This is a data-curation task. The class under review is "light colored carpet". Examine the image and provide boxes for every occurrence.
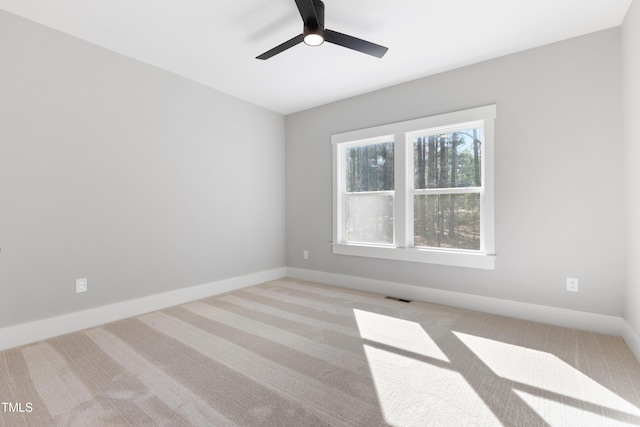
[1,278,640,426]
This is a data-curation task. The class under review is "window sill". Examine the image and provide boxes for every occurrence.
[331,243,495,270]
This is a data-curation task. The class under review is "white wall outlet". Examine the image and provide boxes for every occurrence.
[303,250,309,260]
[566,277,579,292]
[76,278,87,293]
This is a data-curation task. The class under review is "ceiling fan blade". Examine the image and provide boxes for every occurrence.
[324,29,388,58]
[256,34,304,60]
[295,0,319,28]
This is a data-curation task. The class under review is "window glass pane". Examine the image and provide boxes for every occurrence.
[414,193,480,250]
[413,128,482,189]
[345,142,394,192]
[346,194,393,244]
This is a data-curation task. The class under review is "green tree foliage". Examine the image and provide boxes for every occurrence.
[413,129,482,250]
[345,142,394,192]
[341,132,482,249]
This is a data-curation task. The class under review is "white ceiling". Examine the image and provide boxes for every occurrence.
[0,0,633,114]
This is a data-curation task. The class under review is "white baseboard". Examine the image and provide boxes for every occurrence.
[286,267,625,337]
[0,267,286,351]
[5,266,635,363]
[623,321,640,363]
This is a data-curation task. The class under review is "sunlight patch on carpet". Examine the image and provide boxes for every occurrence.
[355,309,499,426]
[514,390,640,427]
[454,331,640,421]
[353,309,449,361]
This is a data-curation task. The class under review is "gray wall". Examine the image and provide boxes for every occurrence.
[623,1,640,335]
[0,11,286,328]
[286,29,625,316]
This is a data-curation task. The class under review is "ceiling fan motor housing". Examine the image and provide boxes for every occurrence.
[304,0,325,40]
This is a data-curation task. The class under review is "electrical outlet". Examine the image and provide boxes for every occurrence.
[566,277,579,292]
[76,278,87,293]
[303,250,309,260]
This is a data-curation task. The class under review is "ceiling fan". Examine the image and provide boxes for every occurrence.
[256,0,388,60]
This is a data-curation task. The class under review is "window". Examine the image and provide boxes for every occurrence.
[332,105,496,269]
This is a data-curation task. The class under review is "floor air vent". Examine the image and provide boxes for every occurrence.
[384,296,412,303]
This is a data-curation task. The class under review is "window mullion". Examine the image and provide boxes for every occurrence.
[394,132,409,248]
[406,132,416,249]
[332,142,344,243]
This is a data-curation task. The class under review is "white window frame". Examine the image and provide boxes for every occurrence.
[331,105,496,270]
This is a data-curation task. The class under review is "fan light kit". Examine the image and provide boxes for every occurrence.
[303,29,324,46]
[257,0,388,60]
